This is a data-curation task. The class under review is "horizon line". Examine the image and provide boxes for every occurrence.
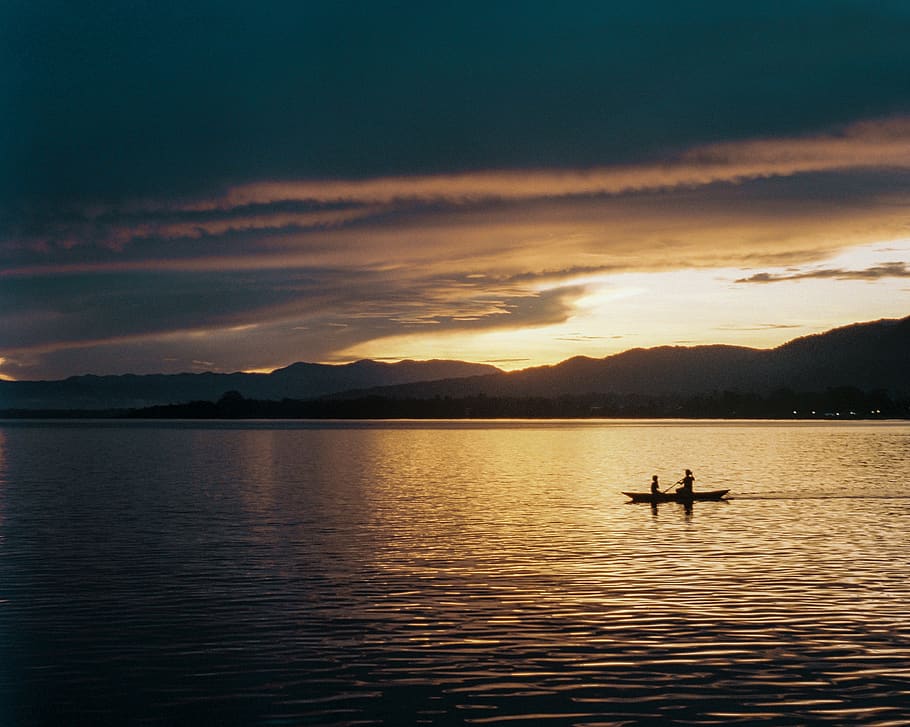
[3,314,905,383]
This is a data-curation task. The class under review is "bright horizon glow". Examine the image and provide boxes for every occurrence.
[2,237,907,381]
[334,239,910,371]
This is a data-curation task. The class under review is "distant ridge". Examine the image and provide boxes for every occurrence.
[1,316,908,412]
[0,359,501,410]
[332,316,910,400]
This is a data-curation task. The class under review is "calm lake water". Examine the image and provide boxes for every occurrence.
[1,419,909,726]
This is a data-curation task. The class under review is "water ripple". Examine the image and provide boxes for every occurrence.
[1,420,909,725]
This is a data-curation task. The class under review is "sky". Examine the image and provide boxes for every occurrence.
[3,1,910,381]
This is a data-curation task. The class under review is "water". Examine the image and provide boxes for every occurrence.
[1,419,909,725]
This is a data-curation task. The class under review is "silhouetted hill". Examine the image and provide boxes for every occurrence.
[761,316,910,392]
[335,317,910,400]
[2,317,908,413]
[0,359,500,410]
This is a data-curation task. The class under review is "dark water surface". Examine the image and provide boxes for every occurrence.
[1,419,909,725]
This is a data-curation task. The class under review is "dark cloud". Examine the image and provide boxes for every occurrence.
[736,262,910,284]
[555,334,624,342]
[6,161,910,276]
[713,323,804,331]
[4,2,910,378]
[0,269,320,349]
[3,158,909,378]
[0,260,583,377]
[5,1,910,205]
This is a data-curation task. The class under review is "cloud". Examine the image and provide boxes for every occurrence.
[555,334,624,342]
[7,2,910,206]
[736,262,910,284]
[4,117,910,379]
[713,323,804,331]
[6,2,910,381]
[210,117,910,208]
[6,116,910,272]
[33,116,910,220]
[0,259,582,358]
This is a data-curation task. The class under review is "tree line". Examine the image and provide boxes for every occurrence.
[3,386,906,419]
[116,386,908,419]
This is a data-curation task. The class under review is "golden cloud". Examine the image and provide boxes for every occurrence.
[190,116,910,209]
[8,116,910,284]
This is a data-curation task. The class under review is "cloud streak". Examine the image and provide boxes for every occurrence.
[6,116,910,265]
[214,117,910,207]
[737,262,910,284]
[7,117,910,284]
[3,118,910,379]
[39,116,910,222]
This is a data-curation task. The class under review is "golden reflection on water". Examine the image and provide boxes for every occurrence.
[1,420,909,725]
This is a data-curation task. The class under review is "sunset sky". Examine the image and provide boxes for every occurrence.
[3,1,910,380]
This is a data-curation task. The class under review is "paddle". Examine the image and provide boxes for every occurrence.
[661,479,683,494]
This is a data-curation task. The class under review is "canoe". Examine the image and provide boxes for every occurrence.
[622,489,730,503]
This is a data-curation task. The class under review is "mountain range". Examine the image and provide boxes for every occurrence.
[0,359,499,411]
[1,316,908,412]
[340,315,910,401]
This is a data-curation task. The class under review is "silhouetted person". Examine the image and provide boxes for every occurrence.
[677,468,695,496]
[650,475,660,496]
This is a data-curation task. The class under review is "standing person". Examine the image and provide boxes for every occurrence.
[650,475,660,496]
[677,469,695,495]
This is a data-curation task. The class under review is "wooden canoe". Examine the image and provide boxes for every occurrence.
[622,489,730,503]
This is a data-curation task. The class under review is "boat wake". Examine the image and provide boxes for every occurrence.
[729,493,910,500]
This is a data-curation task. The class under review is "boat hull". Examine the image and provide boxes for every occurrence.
[622,489,730,503]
